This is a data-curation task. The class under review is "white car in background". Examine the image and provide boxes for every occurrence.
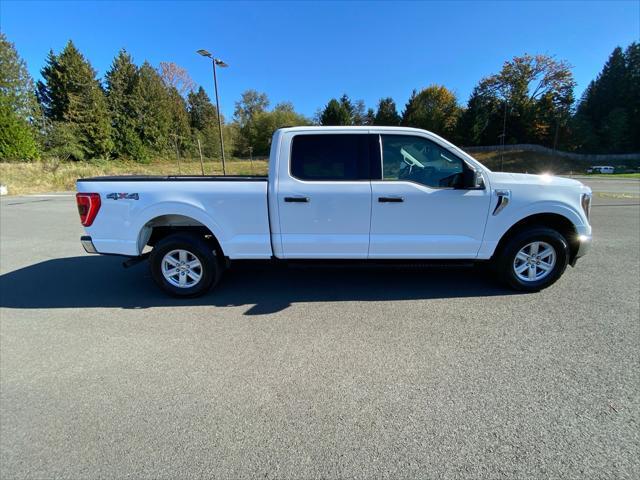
[587,166,615,174]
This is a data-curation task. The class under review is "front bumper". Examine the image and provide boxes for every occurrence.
[80,235,98,254]
[575,234,592,258]
[570,234,591,266]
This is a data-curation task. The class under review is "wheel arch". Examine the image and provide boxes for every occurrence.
[134,204,226,257]
[493,212,580,262]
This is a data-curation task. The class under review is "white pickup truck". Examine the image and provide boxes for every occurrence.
[76,126,592,296]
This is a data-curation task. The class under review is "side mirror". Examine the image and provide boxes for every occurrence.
[456,166,484,189]
[471,169,484,189]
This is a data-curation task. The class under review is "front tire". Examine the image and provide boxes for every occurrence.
[149,233,220,297]
[495,227,569,292]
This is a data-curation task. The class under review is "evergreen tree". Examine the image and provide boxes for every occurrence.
[105,50,145,160]
[601,108,630,152]
[575,44,638,152]
[625,42,640,151]
[317,94,366,125]
[77,84,114,157]
[457,86,501,145]
[166,86,192,155]
[0,33,40,160]
[188,87,218,130]
[578,47,627,123]
[0,100,40,160]
[188,86,222,158]
[373,97,401,126]
[339,95,368,125]
[364,108,375,126]
[401,90,419,126]
[569,110,599,152]
[41,121,85,161]
[36,50,66,121]
[0,33,39,120]
[319,98,352,125]
[37,41,112,159]
[133,61,172,155]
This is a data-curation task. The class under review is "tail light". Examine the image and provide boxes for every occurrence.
[76,193,101,226]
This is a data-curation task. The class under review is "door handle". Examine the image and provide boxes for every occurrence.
[284,196,309,203]
[378,196,404,203]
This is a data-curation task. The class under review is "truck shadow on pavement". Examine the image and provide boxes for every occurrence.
[0,256,517,315]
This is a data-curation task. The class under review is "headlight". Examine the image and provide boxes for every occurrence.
[581,193,592,220]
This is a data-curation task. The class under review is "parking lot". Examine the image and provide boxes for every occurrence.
[1,178,639,479]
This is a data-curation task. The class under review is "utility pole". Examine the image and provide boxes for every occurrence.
[211,59,226,175]
[499,100,508,171]
[553,117,560,152]
[197,49,228,175]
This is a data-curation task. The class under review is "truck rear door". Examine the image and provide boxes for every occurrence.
[275,132,373,259]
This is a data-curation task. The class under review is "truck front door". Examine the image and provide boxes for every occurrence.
[368,134,491,258]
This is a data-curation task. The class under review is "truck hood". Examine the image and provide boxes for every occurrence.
[487,171,587,190]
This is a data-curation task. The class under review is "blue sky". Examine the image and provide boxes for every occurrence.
[2,1,639,119]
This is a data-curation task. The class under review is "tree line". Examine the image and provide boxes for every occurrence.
[316,45,639,155]
[1,33,638,162]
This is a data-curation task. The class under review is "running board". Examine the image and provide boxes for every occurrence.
[278,259,479,269]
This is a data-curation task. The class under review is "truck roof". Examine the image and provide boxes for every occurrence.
[276,126,434,134]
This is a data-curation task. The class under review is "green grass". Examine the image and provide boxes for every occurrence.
[0,157,268,195]
[581,173,640,179]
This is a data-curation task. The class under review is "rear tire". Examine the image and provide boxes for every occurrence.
[495,226,569,292]
[149,233,220,297]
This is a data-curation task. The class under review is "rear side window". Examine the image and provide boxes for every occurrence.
[290,134,369,181]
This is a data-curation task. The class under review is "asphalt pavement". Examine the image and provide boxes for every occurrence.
[1,179,639,479]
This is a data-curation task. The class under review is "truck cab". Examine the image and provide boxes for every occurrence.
[269,128,489,259]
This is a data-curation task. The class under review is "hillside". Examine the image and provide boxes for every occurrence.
[468,149,640,174]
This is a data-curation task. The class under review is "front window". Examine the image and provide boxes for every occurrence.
[381,135,466,188]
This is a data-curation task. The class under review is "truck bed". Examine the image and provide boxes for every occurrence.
[76,176,272,259]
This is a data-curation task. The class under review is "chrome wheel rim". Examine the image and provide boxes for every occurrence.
[161,249,202,288]
[513,241,556,283]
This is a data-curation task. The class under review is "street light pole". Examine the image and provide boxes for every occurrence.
[499,100,508,172]
[197,49,228,175]
[211,59,226,175]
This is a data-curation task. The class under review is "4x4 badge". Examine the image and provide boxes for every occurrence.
[107,193,139,200]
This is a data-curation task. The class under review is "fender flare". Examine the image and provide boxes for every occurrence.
[480,201,585,259]
[506,201,585,230]
[132,201,228,255]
